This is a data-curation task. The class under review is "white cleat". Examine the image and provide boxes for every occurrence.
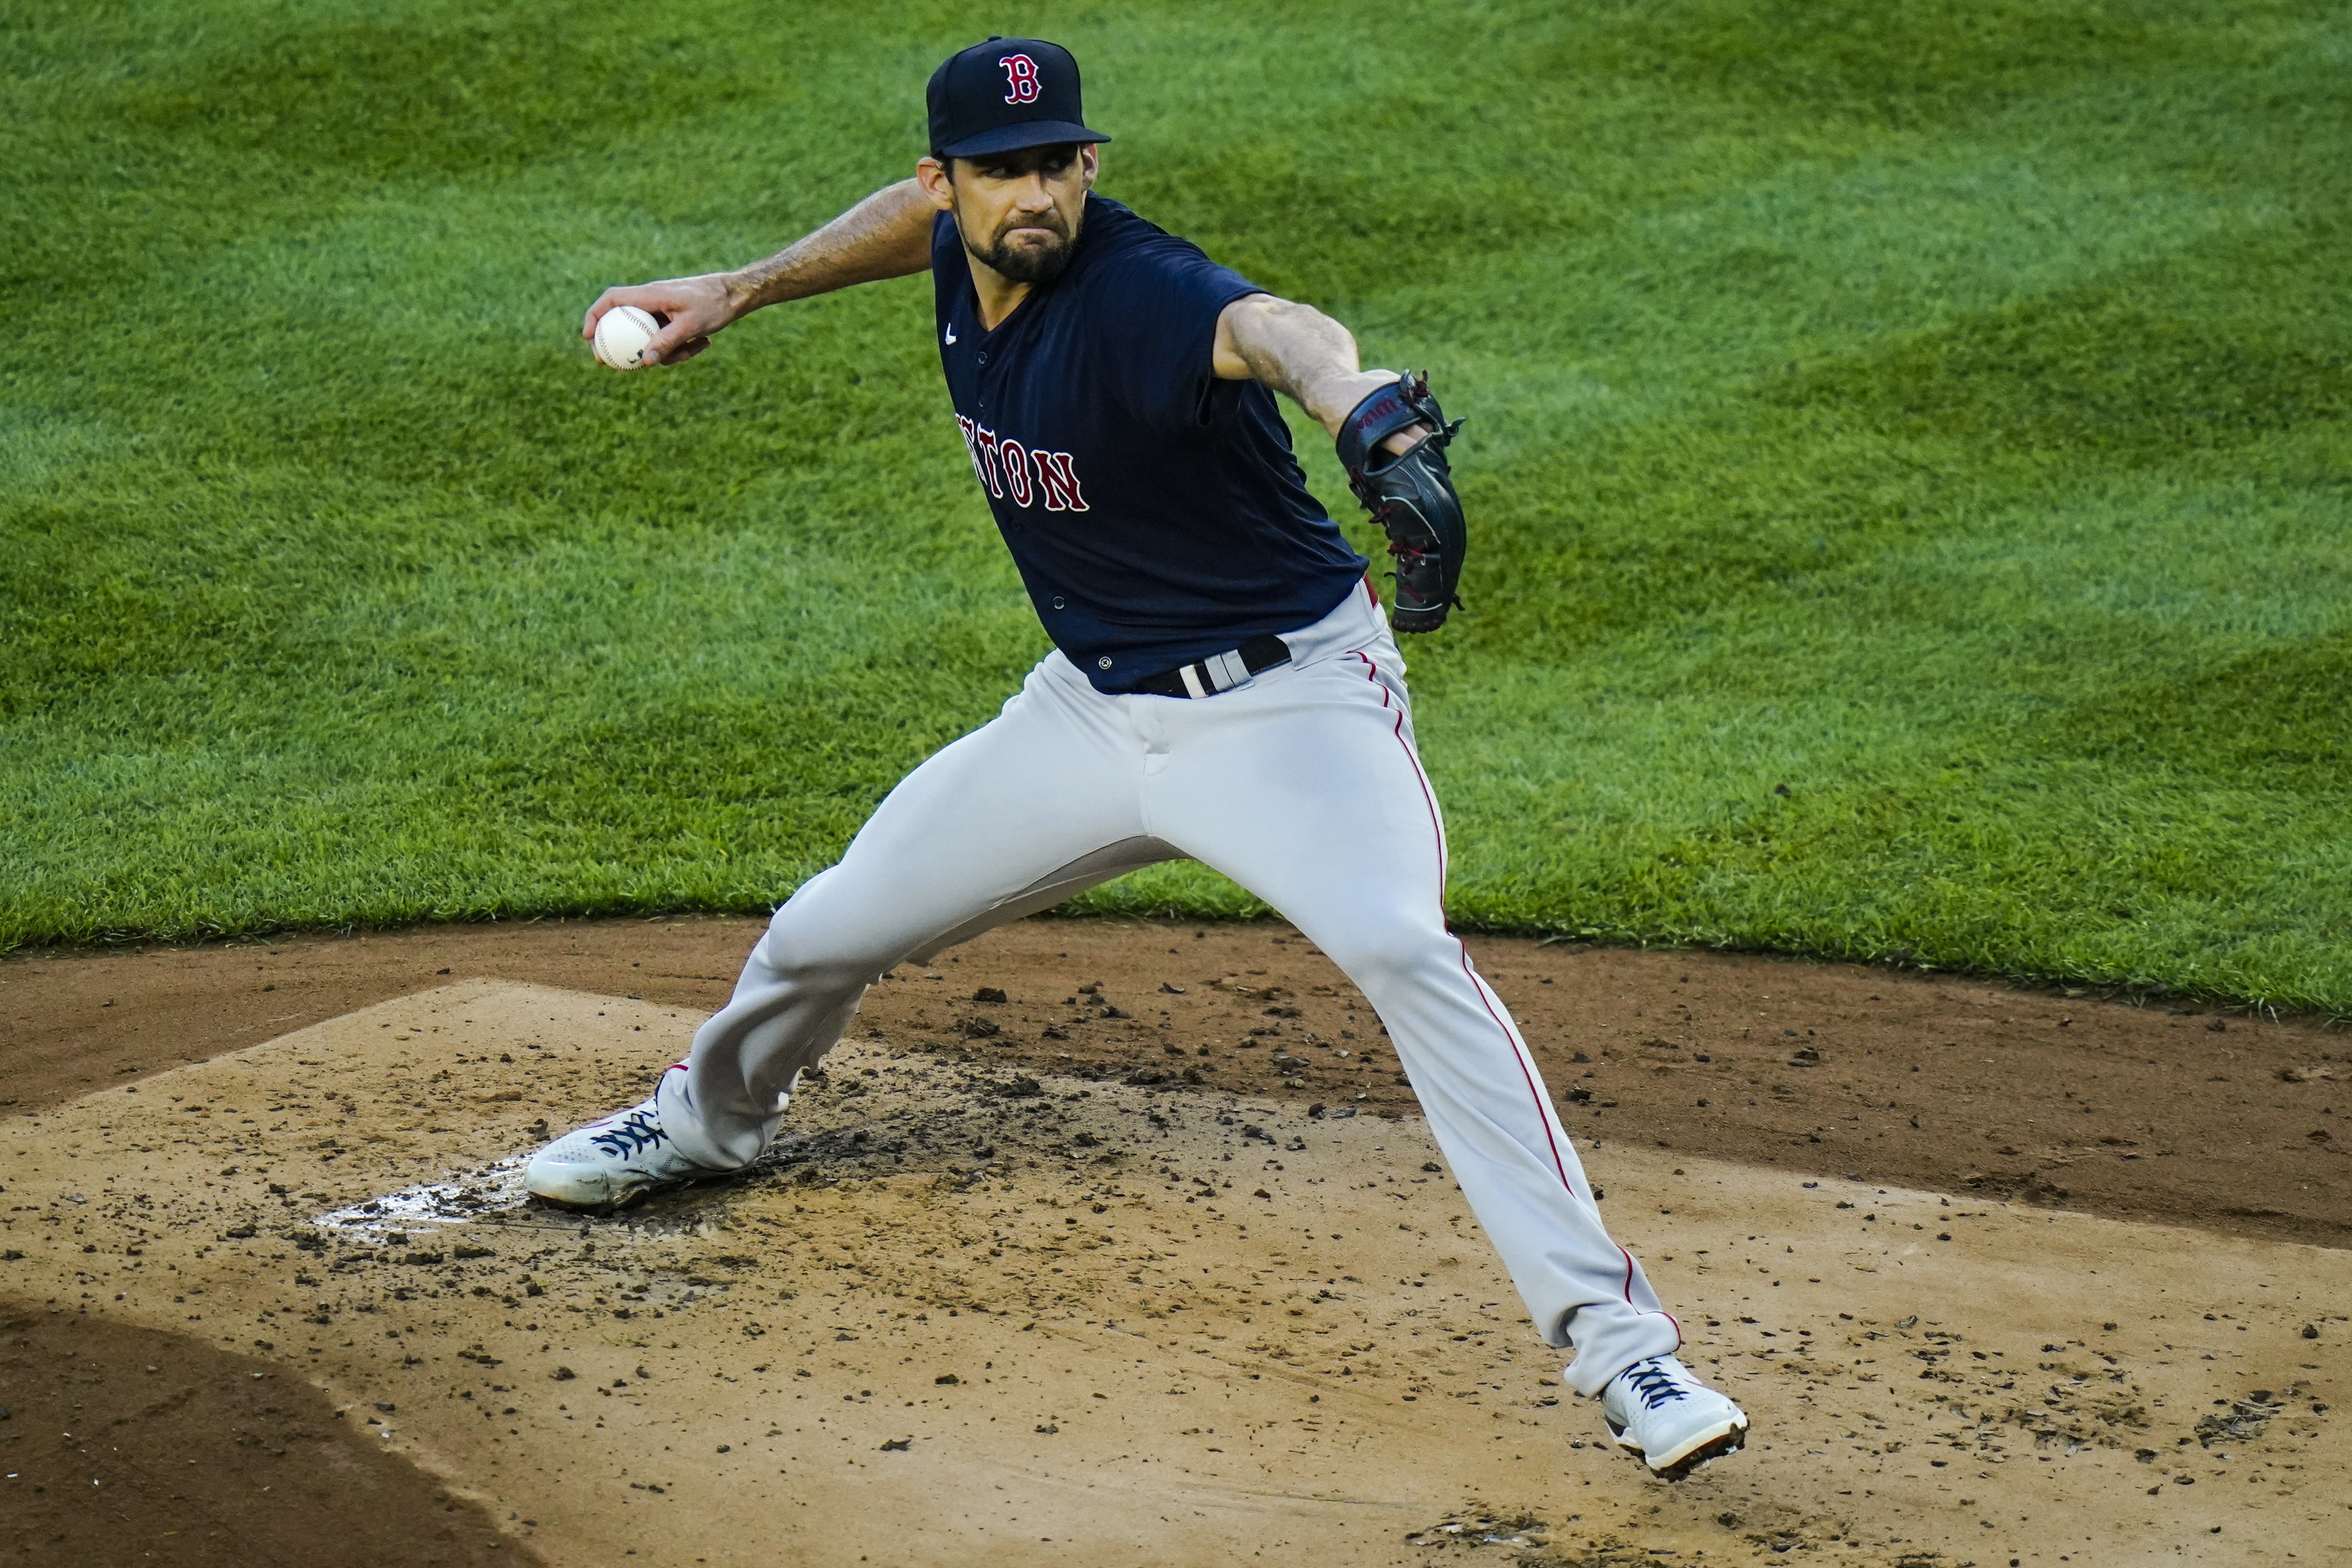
[524,1089,730,1211]
[1598,1354,1750,1477]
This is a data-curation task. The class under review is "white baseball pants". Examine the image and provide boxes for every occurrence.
[659,582,1681,1392]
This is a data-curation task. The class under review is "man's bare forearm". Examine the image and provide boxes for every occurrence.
[727,179,938,311]
[1218,296,1370,433]
[1214,295,1424,449]
[588,180,940,365]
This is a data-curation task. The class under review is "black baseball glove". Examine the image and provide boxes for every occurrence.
[1337,371,1467,634]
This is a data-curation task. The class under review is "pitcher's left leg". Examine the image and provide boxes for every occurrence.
[1148,644,1687,1397]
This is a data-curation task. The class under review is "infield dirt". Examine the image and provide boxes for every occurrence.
[3,920,2348,1565]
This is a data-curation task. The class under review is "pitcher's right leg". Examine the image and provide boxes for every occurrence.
[526,658,1164,1207]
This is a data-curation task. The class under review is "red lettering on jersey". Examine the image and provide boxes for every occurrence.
[974,425,1006,498]
[1031,449,1089,512]
[999,438,1033,506]
[1000,54,1041,104]
[954,414,990,490]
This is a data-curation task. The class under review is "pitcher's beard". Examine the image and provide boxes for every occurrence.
[964,212,1080,285]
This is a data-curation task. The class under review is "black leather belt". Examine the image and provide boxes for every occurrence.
[1130,634,1293,699]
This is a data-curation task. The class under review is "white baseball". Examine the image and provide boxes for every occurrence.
[593,305,660,370]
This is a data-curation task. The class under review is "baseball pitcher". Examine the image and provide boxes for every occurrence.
[535,36,1748,1477]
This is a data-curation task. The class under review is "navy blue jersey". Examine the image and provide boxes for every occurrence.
[931,194,1368,692]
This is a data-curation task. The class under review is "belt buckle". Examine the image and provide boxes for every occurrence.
[1149,635,1288,699]
[1184,646,1257,698]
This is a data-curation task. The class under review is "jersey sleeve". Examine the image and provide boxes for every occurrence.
[1089,230,1265,437]
[930,210,964,340]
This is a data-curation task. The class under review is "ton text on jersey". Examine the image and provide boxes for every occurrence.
[954,415,1090,512]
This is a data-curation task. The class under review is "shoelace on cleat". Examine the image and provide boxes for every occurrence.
[588,1107,669,1159]
[1618,1360,1691,1412]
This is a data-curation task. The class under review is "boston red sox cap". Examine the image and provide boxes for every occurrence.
[927,36,1110,160]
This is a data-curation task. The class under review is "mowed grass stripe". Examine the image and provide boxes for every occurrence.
[3,0,2348,1010]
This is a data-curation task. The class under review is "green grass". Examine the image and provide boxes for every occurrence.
[4,0,2348,1010]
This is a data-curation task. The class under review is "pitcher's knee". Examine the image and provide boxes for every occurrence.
[1317,923,1461,1000]
[748,924,889,1000]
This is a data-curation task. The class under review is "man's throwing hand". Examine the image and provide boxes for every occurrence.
[581,274,742,367]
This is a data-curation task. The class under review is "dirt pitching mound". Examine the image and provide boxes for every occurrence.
[4,979,2346,1565]
[9,917,2348,1251]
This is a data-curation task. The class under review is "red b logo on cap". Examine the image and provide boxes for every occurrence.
[1000,53,1040,104]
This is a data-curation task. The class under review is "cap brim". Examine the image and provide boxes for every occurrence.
[939,121,1111,158]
